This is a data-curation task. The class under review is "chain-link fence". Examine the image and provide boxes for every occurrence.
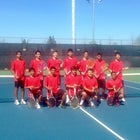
[0,37,140,69]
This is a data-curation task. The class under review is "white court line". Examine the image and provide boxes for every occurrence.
[0,75,13,78]
[79,107,125,140]
[125,85,140,91]
[125,80,140,84]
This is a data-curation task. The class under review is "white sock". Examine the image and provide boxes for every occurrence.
[80,100,84,106]
[66,95,70,103]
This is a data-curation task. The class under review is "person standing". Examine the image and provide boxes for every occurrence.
[78,51,89,78]
[11,51,26,105]
[47,50,63,82]
[63,48,78,76]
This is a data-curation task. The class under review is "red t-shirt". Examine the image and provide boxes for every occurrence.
[25,76,41,96]
[63,57,78,75]
[109,59,124,80]
[47,58,62,75]
[30,59,45,80]
[44,74,60,94]
[65,73,82,97]
[11,59,26,81]
[94,59,106,80]
[78,58,89,76]
[106,78,123,96]
[83,76,98,91]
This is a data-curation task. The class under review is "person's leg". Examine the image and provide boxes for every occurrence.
[57,89,66,108]
[118,87,125,102]
[99,79,106,100]
[14,81,20,105]
[20,80,26,104]
[35,94,41,109]
[79,91,87,106]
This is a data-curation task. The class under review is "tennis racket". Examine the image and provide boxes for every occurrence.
[101,63,109,72]
[86,59,94,69]
[65,69,71,76]
[47,90,56,107]
[27,97,36,108]
[70,87,79,109]
[38,61,46,74]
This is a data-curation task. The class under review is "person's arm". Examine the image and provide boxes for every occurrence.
[11,62,19,79]
[83,86,95,93]
[43,77,52,92]
[123,67,129,70]
[66,84,75,89]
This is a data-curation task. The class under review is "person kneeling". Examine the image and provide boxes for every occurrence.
[106,72,124,106]
[44,67,66,108]
[25,68,42,109]
[80,69,99,107]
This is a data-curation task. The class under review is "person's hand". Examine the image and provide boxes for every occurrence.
[124,67,129,70]
[14,74,19,79]
[48,87,52,91]
[29,86,34,90]
[91,87,95,93]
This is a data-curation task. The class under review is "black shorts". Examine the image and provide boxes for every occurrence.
[15,80,24,88]
[84,90,97,97]
[97,79,106,89]
[53,89,65,101]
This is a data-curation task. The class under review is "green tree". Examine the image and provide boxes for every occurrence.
[47,36,56,44]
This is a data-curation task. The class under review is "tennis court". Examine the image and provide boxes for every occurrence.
[0,73,140,140]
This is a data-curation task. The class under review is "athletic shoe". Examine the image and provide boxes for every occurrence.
[90,101,95,107]
[120,98,126,102]
[59,103,66,109]
[21,99,26,104]
[35,102,41,109]
[15,99,20,105]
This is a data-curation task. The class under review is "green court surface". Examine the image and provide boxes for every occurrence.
[0,77,140,140]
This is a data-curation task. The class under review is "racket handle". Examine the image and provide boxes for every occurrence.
[50,90,53,96]
[74,88,76,96]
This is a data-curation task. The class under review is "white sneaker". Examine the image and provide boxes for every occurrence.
[121,98,126,102]
[15,99,20,105]
[90,101,95,107]
[35,102,41,109]
[21,99,26,104]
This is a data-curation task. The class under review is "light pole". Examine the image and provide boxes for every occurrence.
[92,0,102,44]
[92,0,96,44]
[72,0,76,45]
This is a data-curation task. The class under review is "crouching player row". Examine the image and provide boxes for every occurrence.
[65,66,125,107]
[25,67,66,109]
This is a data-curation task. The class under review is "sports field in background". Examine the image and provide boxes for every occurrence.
[1,67,140,83]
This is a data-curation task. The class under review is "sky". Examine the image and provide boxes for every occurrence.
[0,0,140,43]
